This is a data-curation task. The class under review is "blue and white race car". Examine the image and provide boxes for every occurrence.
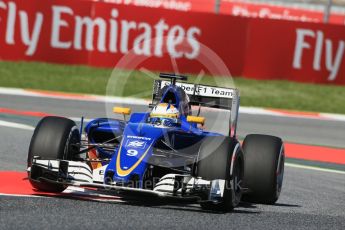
[27,73,285,211]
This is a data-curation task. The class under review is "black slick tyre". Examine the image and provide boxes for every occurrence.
[242,134,285,204]
[196,136,244,212]
[27,116,80,192]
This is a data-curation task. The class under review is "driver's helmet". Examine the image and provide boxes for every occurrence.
[149,103,179,127]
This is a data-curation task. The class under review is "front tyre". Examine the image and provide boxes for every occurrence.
[242,134,285,204]
[196,136,244,212]
[27,116,80,192]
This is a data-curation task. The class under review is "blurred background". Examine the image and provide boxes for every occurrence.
[0,0,345,113]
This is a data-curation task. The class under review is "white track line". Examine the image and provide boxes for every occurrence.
[0,120,34,131]
[0,118,91,131]
[286,163,345,175]
[320,113,345,122]
[0,193,51,198]
[239,107,345,122]
[0,188,124,202]
[0,87,148,105]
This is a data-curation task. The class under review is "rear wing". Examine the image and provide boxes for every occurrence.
[152,79,240,137]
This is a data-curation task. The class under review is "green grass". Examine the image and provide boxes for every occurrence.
[1,61,345,114]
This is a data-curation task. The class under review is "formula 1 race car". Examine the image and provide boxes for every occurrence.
[27,73,285,211]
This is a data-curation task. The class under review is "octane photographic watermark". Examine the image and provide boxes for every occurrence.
[102,176,243,193]
[105,36,237,168]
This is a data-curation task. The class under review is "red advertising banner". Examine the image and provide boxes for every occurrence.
[0,0,344,85]
[0,0,247,76]
[99,0,215,13]
[243,19,345,84]
[220,0,345,25]
[98,0,345,26]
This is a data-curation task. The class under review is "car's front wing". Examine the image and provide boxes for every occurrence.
[29,158,226,203]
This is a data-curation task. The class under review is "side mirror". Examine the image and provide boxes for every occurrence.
[113,107,131,115]
[187,116,205,125]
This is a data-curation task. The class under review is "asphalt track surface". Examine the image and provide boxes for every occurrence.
[0,94,344,230]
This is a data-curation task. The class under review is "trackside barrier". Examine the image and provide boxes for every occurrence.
[96,0,345,25]
[0,0,344,84]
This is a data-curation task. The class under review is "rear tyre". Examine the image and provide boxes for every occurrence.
[242,134,284,204]
[196,136,244,212]
[27,116,80,192]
